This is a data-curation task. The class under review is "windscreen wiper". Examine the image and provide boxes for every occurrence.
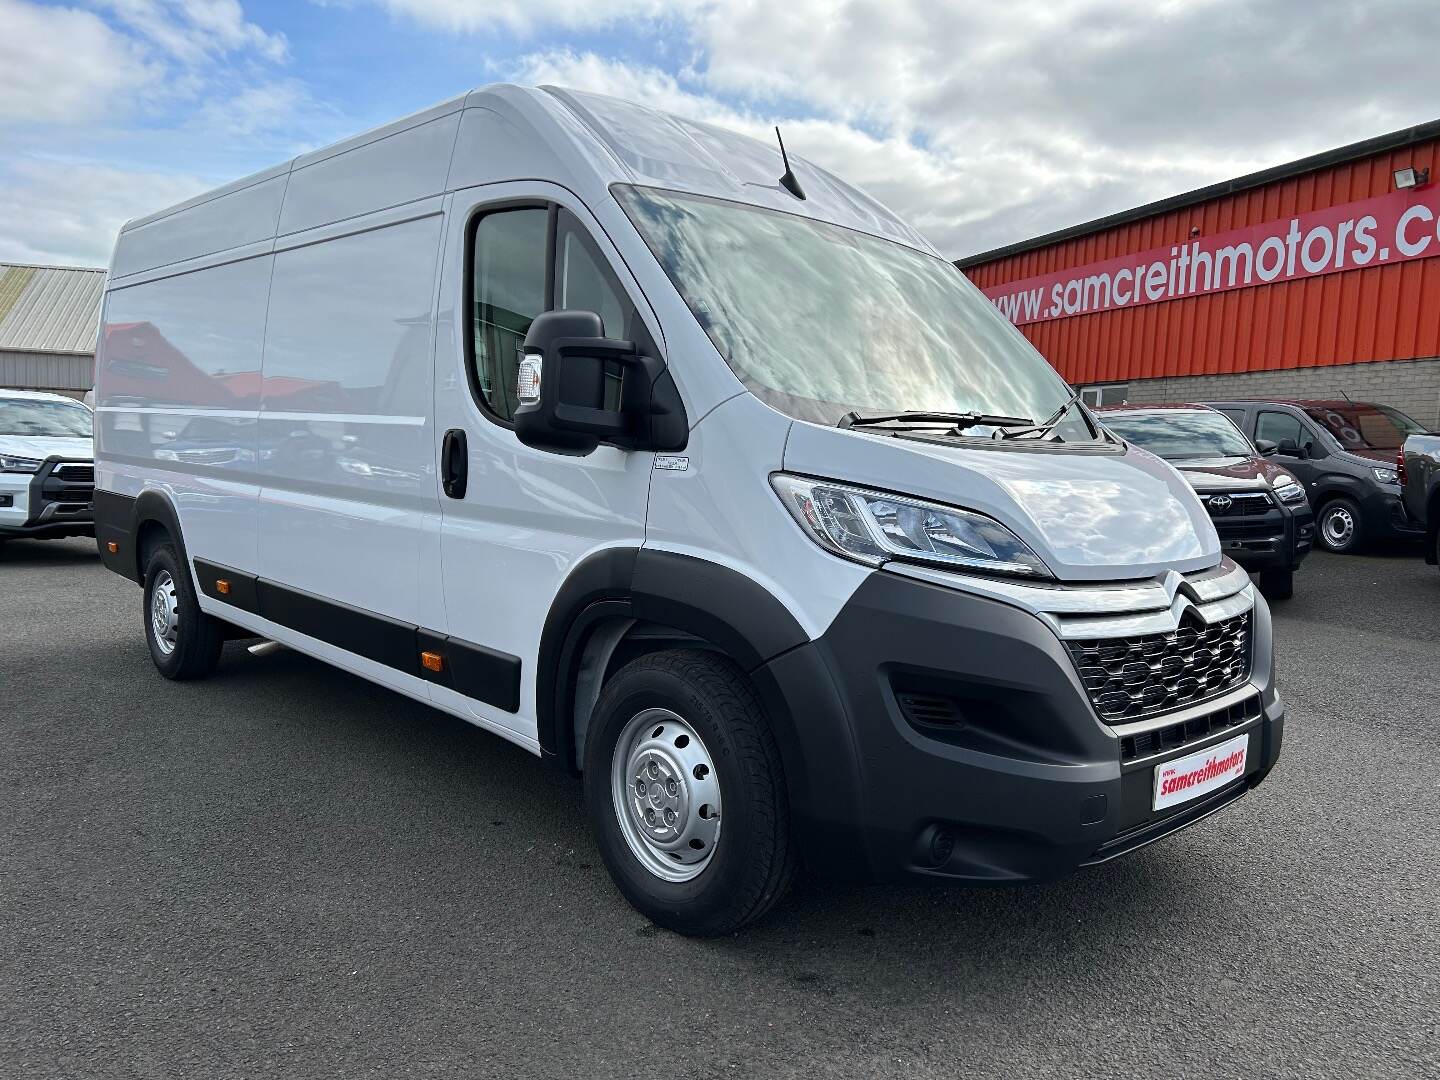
[838,409,1034,432]
[997,389,1084,441]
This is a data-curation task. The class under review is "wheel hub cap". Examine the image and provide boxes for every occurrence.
[611,708,722,883]
[1323,507,1354,547]
[150,570,180,655]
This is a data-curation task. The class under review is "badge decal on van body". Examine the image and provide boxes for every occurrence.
[653,455,689,472]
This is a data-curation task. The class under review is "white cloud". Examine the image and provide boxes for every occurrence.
[95,0,288,64]
[0,1,313,264]
[0,0,163,124]
[509,1,1440,257]
[0,160,209,266]
[348,0,702,34]
[686,0,1440,254]
[194,79,319,138]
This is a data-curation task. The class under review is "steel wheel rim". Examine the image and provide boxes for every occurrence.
[610,707,722,883]
[150,570,180,655]
[1322,505,1355,548]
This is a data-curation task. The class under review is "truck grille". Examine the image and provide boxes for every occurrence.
[1068,609,1253,723]
[52,463,95,484]
[1201,491,1272,517]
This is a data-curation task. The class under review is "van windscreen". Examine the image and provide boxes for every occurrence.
[616,185,1091,438]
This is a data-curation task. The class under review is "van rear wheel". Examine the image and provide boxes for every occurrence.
[584,649,796,937]
[142,542,224,680]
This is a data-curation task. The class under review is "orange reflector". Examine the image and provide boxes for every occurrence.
[106,541,119,554]
[421,651,444,673]
[215,579,231,595]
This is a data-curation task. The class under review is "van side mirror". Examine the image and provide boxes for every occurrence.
[513,310,687,455]
[1255,438,1278,456]
[1276,438,1307,459]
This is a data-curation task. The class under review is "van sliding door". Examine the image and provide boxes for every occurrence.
[254,210,445,684]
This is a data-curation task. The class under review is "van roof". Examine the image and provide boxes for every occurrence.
[112,85,932,283]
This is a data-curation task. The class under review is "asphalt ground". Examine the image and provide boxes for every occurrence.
[2,538,1437,1079]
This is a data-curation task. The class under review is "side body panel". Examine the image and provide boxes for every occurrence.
[642,393,870,642]
[96,253,274,574]
[256,205,445,628]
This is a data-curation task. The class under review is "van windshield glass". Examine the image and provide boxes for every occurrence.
[1302,403,1424,451]
[616,186,1092,438]
[1101,411,1253,460]
[0,399,92,437]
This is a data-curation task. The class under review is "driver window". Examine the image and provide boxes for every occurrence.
[1256,410,1305,449]
[554,209,645,410]
[471,207,548,421]
[470,205,647,421]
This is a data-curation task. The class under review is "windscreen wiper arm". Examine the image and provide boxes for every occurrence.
[838,409,1034,431]
[998,389,1084,441]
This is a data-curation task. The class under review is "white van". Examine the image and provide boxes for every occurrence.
[93,85,1283,935]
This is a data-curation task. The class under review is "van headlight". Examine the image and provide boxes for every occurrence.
[1371,466,1399,486]
[1272,474,1307,505]
[770,474,1050,578]
[0,454,42,474]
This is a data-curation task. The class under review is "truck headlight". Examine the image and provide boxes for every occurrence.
[1371,467,1399,485]
[0,455,42,473]
[1272,475,1307,505]
[770,474,1050,578]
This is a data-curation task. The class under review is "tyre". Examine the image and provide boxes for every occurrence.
[1257,566,1294,600]
[1316,497,1363,554]
[583,648,796,937]
[142,542,225,680]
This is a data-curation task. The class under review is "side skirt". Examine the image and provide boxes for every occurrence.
[192,558,523,716]
[194,595,541,757]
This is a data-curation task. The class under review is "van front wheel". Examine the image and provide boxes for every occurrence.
[143,543,224,680]
[584,649,796,936]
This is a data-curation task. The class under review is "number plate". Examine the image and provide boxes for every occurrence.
[1153,732,1249,811]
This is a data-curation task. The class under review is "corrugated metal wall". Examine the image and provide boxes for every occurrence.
[962,137,1440,386]
[0,350,95,391]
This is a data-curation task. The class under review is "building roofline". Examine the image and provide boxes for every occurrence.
[0,262,106,273]
[955,117,1440,269]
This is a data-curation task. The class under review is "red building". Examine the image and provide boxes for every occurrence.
[958,119,1440,427]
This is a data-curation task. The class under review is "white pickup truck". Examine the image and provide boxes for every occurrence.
[0,390,95,543]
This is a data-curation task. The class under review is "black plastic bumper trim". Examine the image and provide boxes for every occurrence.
[192,559,522,714]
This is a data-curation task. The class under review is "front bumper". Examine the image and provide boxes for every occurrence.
[0,459,95,539]
[762,564,1282,884]
[1362,487,1425,542]
[1211,501,1314,571]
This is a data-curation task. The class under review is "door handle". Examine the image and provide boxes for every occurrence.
[441,428,468,499]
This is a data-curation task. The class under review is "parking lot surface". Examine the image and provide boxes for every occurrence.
[2,539,1437,1079]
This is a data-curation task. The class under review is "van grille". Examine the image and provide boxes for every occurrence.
[1067,610,1253,723]
[1118,693,1262,762]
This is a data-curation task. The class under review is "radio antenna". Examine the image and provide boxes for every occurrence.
[775,127,806,201]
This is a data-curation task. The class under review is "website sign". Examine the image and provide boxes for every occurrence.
[984,186,1440,327]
